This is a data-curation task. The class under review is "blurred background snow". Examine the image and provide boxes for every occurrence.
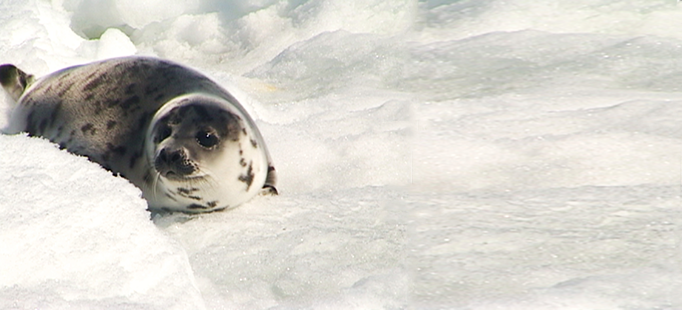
[1,0,681,309]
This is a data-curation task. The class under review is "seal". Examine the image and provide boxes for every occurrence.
[0,56,277,213]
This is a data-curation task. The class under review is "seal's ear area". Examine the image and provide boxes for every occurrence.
[0,64,34,102]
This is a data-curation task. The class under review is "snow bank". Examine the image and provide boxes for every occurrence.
[1,0,681,309]
[0,135,203,309]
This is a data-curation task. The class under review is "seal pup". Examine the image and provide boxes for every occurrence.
[0,56,277,213]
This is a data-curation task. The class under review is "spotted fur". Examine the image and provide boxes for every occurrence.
[1,57,277,213]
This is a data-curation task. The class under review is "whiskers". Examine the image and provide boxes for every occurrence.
[157,163,221,191]
[151,170,163,201]
[142,161,224,211]
[141,161,165,202]
[183,166,221,190]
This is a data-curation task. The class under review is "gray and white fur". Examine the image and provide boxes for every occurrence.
[0,56,277,213]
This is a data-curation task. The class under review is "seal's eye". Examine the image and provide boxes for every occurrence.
[196,130,219,148]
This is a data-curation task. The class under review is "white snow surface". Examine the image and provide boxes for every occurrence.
[1,0,681,309]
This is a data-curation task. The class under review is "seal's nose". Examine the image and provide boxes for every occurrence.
[155,147,195,178]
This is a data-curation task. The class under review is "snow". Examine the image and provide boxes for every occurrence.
[0,0,681,309]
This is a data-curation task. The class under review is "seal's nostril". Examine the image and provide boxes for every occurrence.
[158,149,168,161]
[159,148,185,164]
[170,151,182,163]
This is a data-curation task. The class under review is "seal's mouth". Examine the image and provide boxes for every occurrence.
[154,147,200,180]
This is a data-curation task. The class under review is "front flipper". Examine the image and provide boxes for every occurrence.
[0,64,34,102]
[261,166,278,195]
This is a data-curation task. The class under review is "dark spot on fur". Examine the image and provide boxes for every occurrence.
[222,110,241,121]
[239,157,247,167]
[192,105,210,119]
[207,201,217,208]
[177,187,195,195]
[129,151,141,169]
[122,95,140,110]
[106,143,127,156]
[250,139,258,148]
[165,193,177,201]
[84,70,99,81]
[187,204,208,209]
[106,99,121,108]
[125,83,136,94]
[145,83,159,95]
[167,107,183,125]
[242,128,247,135]
[81,123,96,135]
[209,207,227,213]
[57,83,74,98]
[136,112,150,132]
[238,162,255,190]
[176,188,203,200]
[83,74,108,92]
[106,120,117,130]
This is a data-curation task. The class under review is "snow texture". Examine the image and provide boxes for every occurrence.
[1,0,681,309]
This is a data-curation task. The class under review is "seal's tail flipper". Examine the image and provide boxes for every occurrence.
[0,64,34,102]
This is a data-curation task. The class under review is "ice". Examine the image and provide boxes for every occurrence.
[1,0,682,309]
[0,135,203,309]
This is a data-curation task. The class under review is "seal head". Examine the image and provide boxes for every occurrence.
[144,94,270,212]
